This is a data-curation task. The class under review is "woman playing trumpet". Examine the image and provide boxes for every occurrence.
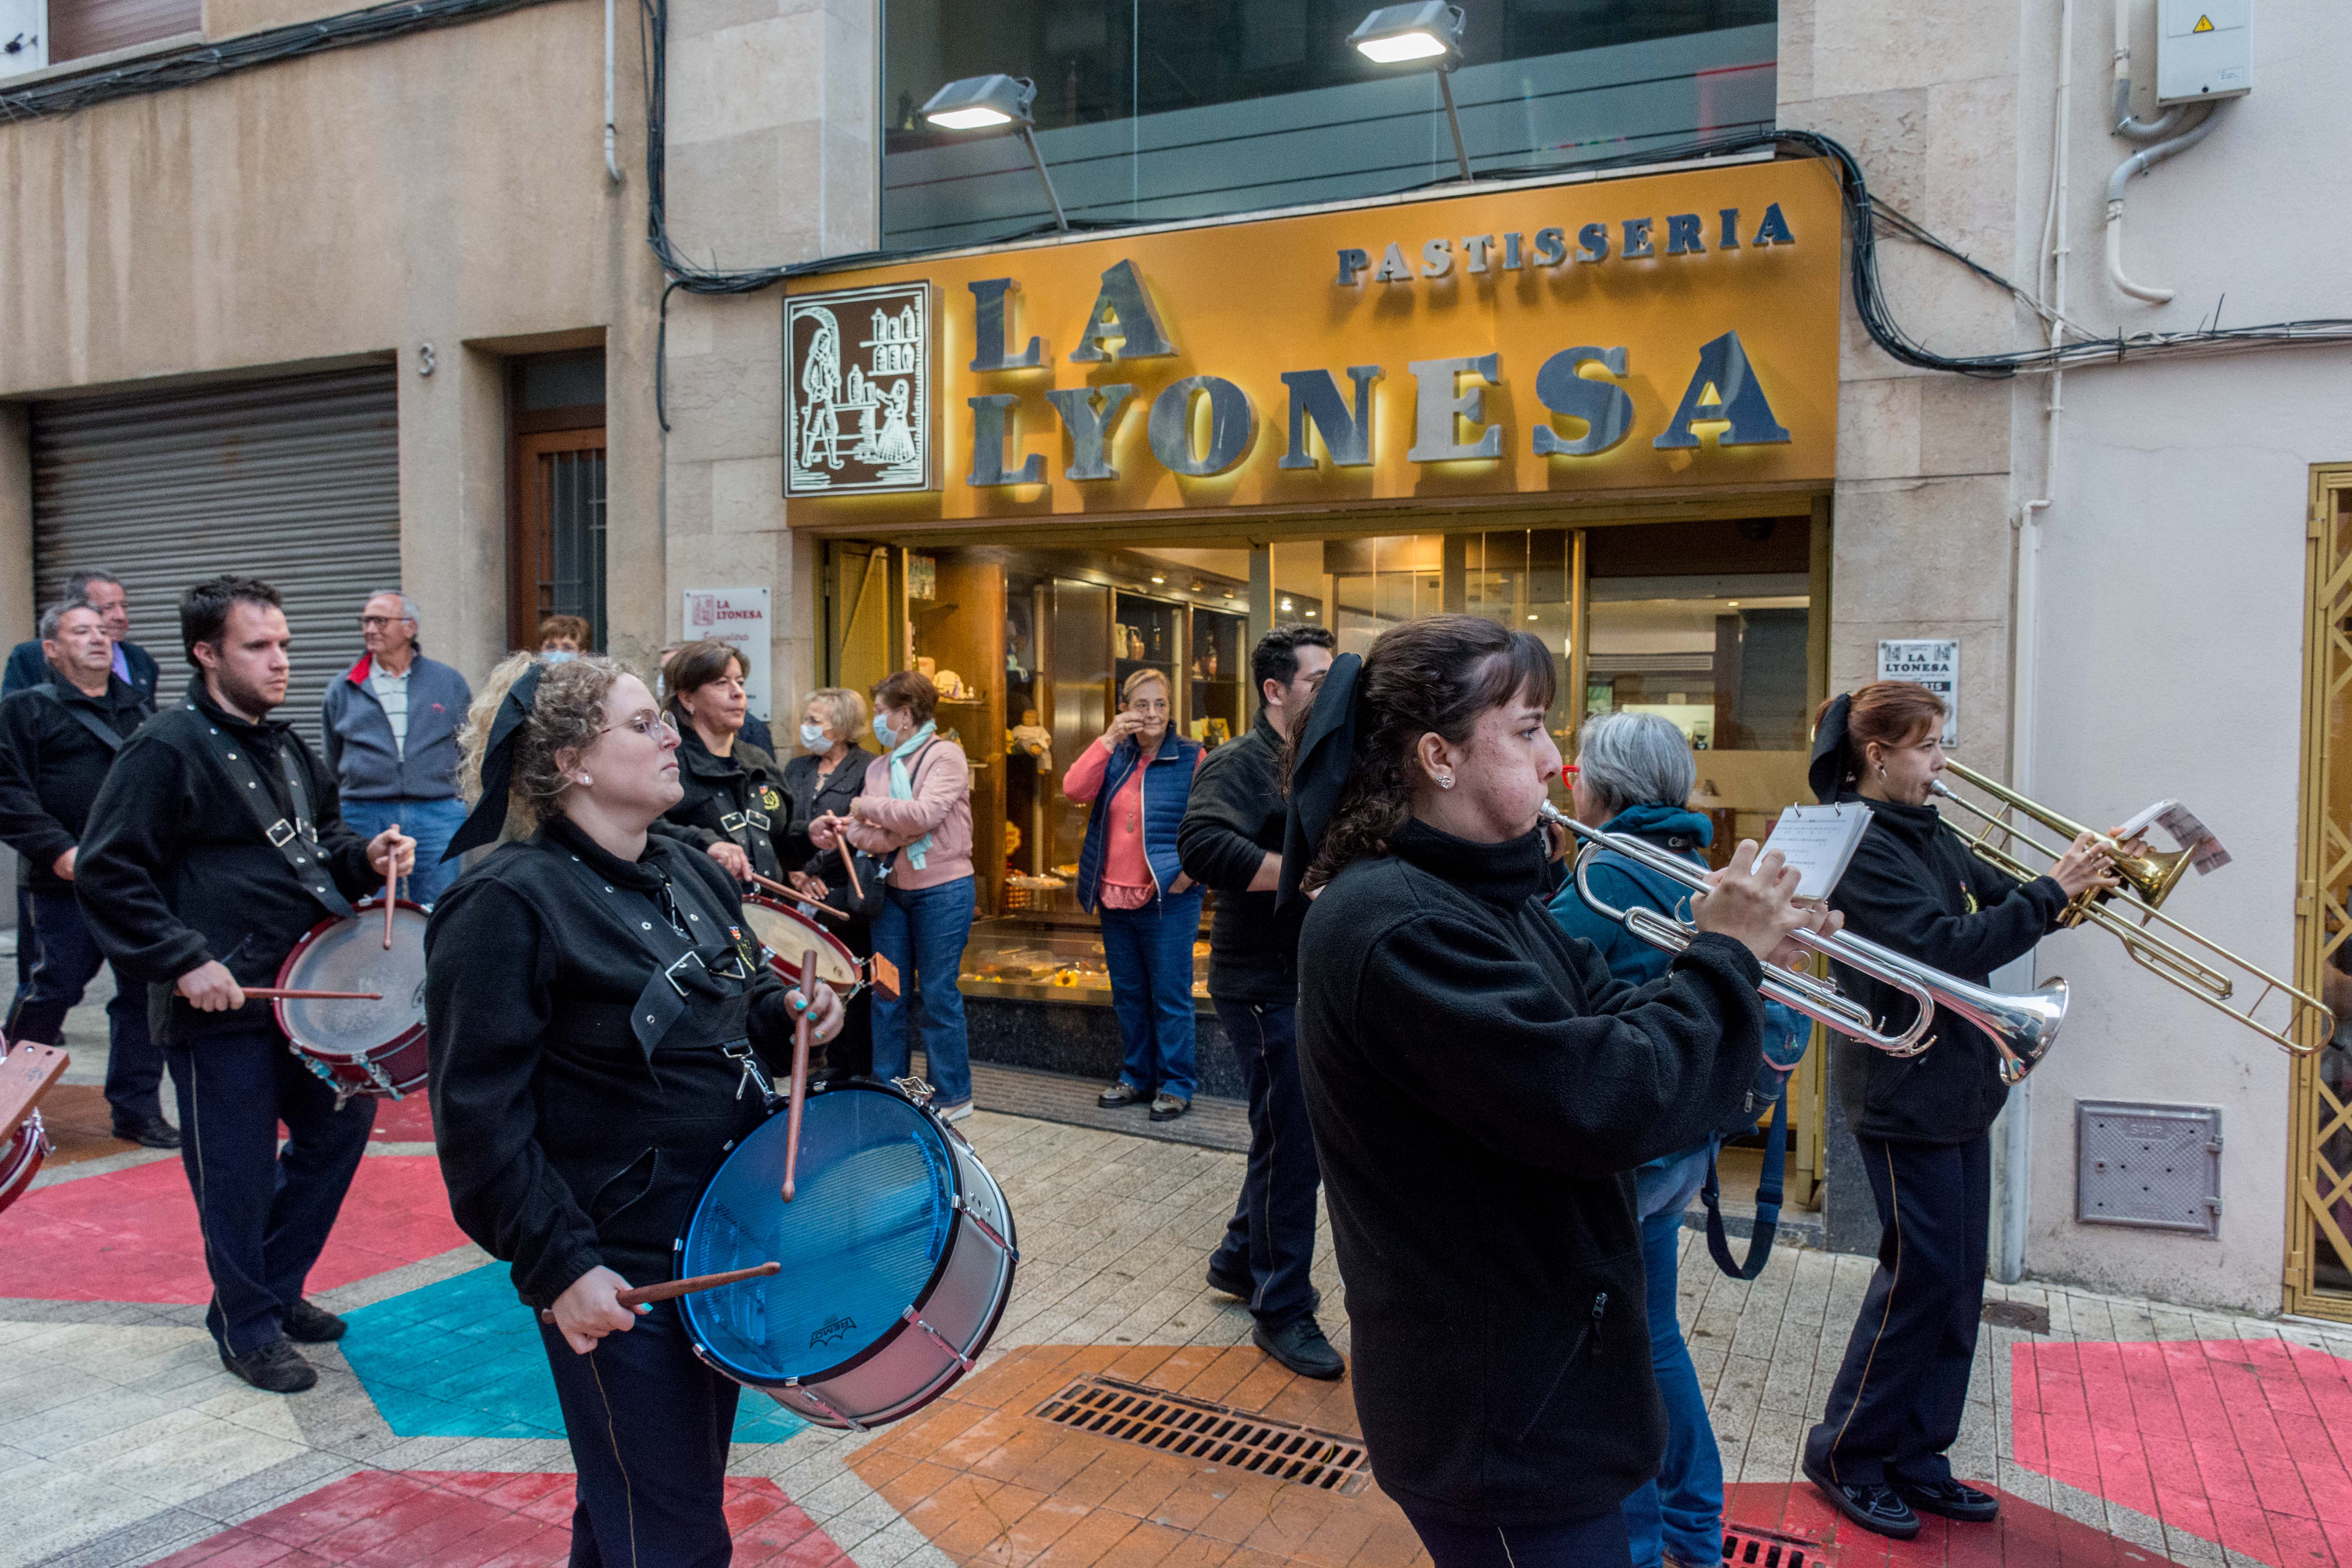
[1282,615,1834,1568]
[1799,681,2118,1540]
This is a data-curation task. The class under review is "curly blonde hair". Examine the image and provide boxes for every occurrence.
[457,652,628,842]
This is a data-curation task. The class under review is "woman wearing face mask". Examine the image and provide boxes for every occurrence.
[1283,615,1824,1568]
[648,641,784,887]
[536,615,590,660]
[808,670,975,1122]
[426,652,843,1567]
[780,687,874,1077]
[1798,683,2119,1541]
[1063,668,1206,1122]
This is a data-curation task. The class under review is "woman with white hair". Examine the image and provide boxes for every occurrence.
[1548,711,1810,1568]
[782,685,875,1076]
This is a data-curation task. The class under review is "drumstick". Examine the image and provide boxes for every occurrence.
[744,870,852,922]
[781,949,816,1203]
[537,1261,781,1323]
[838,842,864,903]
[243,989,385,1001]
[383,844,399,950]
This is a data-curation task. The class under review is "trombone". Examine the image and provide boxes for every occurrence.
[1928,759,2333,1056]
[1540,805,2071,1084]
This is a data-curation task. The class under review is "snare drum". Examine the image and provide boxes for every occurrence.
[273,897,431,1107]
[674,1079,1016,1431]
[0,1111,48,1216]
[742,896,864,992]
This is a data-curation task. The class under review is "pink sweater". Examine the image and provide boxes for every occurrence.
[1063,737,1205,910]
[833,738,975,890]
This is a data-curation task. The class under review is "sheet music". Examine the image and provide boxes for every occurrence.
[1759,802,1874,901]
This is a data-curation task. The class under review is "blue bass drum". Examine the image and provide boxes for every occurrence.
[674,1080,1016,1430]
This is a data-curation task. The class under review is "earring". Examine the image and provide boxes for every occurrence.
[1876,764,1887,780]
[579,773,593,787]
[1437,773,1455,789]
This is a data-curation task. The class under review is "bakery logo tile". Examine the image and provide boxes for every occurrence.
[787,282,933,495]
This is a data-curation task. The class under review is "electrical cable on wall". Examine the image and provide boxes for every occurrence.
[8,0,2350,384]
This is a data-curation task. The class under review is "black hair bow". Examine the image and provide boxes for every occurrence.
[1806,690,1853,804]
[442,661,547,862]
[1276,651,1364,928]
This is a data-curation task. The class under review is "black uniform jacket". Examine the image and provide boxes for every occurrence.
[648,728,786,870]
[1297,818,1766,1528]
[1175,712,1293,1005]
[780,743,870,878]
[425,816,807,1307]
[1826,791,2069,1145]
[0,673,153,891]
[76,684,378,1042]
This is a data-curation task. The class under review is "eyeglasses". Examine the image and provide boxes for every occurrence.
[358,615,414,630]
[601,713,681,743]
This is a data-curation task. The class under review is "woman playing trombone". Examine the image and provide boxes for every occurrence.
[1283,615,1833,1568]
[1800,682,2118,1540]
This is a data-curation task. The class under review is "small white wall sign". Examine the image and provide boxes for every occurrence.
[683,587,773,722]
[1877,638,1959,744]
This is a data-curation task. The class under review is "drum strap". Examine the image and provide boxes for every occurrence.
[189,705,356,919]
[554,851,755,1058]
[26,684,129,753]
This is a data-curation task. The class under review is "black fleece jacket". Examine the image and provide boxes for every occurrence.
[425,816,807,1306]
[1297,818,1767,1527]
[75,683,379,1042]
[1825,792,2069,1144]
[648,728,785,864]
[1176,713,1293,1004]
[0,675,153,891]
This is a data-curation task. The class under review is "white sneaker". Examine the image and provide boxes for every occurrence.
[936,1098,975,1123]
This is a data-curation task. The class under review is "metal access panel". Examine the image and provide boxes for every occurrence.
[2076,1100,2223,1237]
[2156,0,2251,103]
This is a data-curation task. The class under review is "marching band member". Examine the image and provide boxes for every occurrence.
[651,639,788,886]
[1283,615,1826,1568]
[75,575,414,1392]
[1799,682,2116,1539]
[427,652,841,1568]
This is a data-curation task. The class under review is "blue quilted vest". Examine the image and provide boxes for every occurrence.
[1076,728,1202,913]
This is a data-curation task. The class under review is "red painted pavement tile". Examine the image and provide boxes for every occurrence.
[149,1472,839,1568]
[369,1093,436,1142]
[0,1154,465,1303]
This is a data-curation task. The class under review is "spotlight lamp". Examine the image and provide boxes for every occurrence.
[1348,3,1472,181]
[918,73,1070,232]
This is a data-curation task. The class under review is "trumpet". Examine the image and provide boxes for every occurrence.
[1540,804,2070,1084]
[1928,761,2333,1056]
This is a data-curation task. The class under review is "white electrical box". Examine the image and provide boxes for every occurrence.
[2156,0,2251,103]
[0,0,47,81]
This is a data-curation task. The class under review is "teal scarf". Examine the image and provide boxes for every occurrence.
[887,720,939,869]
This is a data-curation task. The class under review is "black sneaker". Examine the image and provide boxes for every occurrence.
[111,1115,181,1149]
[1149,1094,1190,1122]
[1252,1316,1345,1381]
[282,1298,348,1343]
[221,1339,318,1394]
[1801,1454,1920,1540]
[1097,1082,1147,1108]
[1892,1477,2000,1523]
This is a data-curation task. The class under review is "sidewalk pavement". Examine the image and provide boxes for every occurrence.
[4,1012,2350,1567]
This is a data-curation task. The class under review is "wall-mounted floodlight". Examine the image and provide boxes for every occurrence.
[1348,3,1471,181]
[919,73,1070,232]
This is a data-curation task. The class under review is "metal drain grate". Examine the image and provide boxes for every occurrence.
[1721,1522,1818,1568]
[1031,1375,1373,1494]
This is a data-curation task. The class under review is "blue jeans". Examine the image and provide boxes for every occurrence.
[870,877,975,1107]
[1207,1000,1319,1325]
[5,887,168,1125]
[1100,890,1202,1102]
[1621,1148,1724,1568]
[343,794,468,906]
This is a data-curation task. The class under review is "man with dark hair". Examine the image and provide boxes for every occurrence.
[1176,622,1340,1379]
[76,574,415,1394]
[0,601,171,1145]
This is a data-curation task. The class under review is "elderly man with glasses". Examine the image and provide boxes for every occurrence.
[321,590,474,905]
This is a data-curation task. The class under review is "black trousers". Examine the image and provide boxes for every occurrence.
[164,1025,376,1356]
[1398,1503,1630,1568]
[1207,999,1322,1327]
[539,1299,741,1568]
[5,888,168,1124]
[1803,1132,1991,1490]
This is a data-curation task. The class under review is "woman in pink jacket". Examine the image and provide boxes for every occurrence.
[808,670,976,1121]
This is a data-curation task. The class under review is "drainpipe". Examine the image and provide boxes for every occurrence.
[604,0,624,184]
[2104,102,2217,304]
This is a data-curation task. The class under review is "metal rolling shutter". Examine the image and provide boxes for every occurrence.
[31,365,401,746]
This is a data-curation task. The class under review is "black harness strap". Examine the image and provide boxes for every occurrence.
[186,704,355,919]
[552,850,756,1058]
[27,683,130,754]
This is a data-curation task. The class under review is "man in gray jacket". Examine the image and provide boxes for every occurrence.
[322,591,473,904]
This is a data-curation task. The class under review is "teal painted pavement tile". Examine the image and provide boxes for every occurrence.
[342,1262,804,1442]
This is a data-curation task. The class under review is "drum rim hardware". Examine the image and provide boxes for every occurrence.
[273,894,431,1110]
